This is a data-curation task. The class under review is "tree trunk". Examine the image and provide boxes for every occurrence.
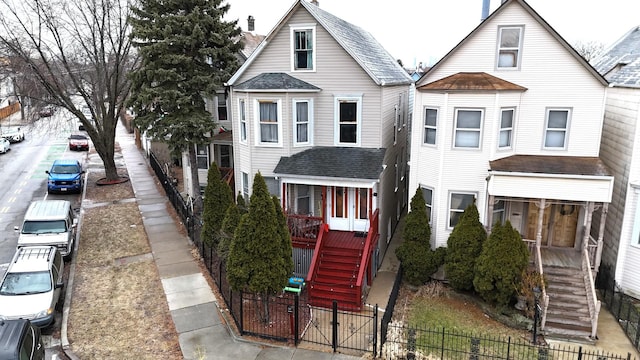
[188,145,203,215]
[91,118,119,181]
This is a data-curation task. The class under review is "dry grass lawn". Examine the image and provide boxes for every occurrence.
[67,164,182,359]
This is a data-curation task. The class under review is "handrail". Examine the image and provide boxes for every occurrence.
[534,244,549,330]
[355,210,379,299]
[305,223,328,284]
[582,247,601,339]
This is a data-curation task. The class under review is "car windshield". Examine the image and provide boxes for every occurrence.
[0,271,52,295]
[69,134,87,140]
[3,127,19,134]
[22,220,67,234]
[51,165,80,174]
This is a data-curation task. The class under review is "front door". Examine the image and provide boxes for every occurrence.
[327,186,370,232]
[525,202,578,248]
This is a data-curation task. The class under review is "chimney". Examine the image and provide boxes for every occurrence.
[247,15,255,32]
[311,0,319,6]
[480,0,490,21]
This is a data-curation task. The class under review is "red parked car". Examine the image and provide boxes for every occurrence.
[68,133,90,151]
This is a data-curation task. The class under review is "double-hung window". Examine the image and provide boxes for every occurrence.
[335,96,361,145]
[239,99,247,143]
[454,109,483,148]
[292,26,315,71]
[257,100,281,146]
[216,93,227,121]
[293,99,312,145]
[449,192,476,228]
[242,172,249,201]
[421,186,433,224]
[499,108,514,149]
[424,108,437,145]
[196,144,210,169]
[497,26,523,69]
[544,108,570,149]
[493,200,506,225]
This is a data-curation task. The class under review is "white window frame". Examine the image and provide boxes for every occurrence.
[216,92,227,121]
[295,184,313,215]
[448,192,477,229]
[498,108,515,149]
[393,104,398,145]
[293,99,313,146]
[423,107,438,146]
[239,99,247,143]
[421,186,433,224]
[454,108,483,149]
[493,199,506,225]
[290,25,316,72]
[632,188,640,248]
[242,172,249,201]
[195,144,210,170]
[334,95,362,146]
[394,154,399,192]
[543,108,571,150]
[254,99,282,147]
[496,26,524,70]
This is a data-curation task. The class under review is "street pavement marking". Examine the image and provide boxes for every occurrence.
[0,207,8,213]
[13,189,22,195]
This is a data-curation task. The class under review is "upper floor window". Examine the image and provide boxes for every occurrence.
[394,105,398,145]
[291,26,315,71]
[449,192,476,228]
[216,93,227,121]
[196,144,209,169]
[335,96,362,146]
[454,109,483,149]
[544,108,570,149]
[499,108,514,149]
[497,26,523,69]
[256,100,282,146]
[421,186,433,224]
[424,107,437,145]
[239,99,247,143]
[293,99,312,146]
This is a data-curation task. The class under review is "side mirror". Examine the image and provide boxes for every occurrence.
[14,225,19,231]
[45,170,50,174]
[55,282,63,289]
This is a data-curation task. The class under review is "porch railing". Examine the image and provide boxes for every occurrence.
[582,247,601,339]
[587,235,598,269]
[287,214,323,248]
[355,209,379,303]
[305,223,328,285]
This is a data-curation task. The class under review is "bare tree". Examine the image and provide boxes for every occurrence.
[573,40,605,62]
[0,0,137,181]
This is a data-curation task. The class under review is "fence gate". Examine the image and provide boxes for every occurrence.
[300,300,377,357]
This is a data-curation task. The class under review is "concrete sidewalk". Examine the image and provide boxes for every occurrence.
[113,124,362,360]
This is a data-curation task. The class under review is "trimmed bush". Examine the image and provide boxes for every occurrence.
[445,202,486,291]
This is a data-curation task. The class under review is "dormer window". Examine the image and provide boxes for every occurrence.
[291,25,316,71]
[496,26,523,69]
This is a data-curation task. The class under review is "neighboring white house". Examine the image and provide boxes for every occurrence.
[408,0,613,339]
[592,25,640,300]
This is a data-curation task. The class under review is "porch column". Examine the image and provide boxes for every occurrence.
[535,199,545,249]
[582,202,594,251]
[486,195,495,235]
[595,203,608,275]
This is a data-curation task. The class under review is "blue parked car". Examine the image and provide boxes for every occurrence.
[46,159,85,194]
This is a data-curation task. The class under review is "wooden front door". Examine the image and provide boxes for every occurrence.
[525,202,577,248]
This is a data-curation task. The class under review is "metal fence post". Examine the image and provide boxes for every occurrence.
[239,291,243,334]
[332,300,338,353]
[635,316,640,348]
[294,294,299,346]
[373,304,378,358]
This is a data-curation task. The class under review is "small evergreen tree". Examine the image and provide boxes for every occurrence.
[473,221,529,308]
[272,196,294,280]
[236,192,248,214]
[403,188,431,243]
[218,201,241,261]
[201,162,233,247]
[445,202,487,291]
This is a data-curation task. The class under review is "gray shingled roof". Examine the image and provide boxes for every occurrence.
[300,1,411,86]
[592,26,640,87]
[234,73,321,91]
[274,147,386,180]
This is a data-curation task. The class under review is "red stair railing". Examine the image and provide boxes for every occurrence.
[355,209,379,303]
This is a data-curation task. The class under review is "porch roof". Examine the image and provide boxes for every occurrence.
[233,72,321,92]
[274,147,386,181]
[489,155,612,176]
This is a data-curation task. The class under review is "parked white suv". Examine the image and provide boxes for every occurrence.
[0,246,64,328]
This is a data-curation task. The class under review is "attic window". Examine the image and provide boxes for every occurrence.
[291,25,316,71]
[496,26,523,69]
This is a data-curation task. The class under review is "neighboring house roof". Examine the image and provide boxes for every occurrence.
[417,72,528,91]
[274,147,386,180]
[592,26,640,87]
[234,73,321,92]
[419,0,607,87]
[227,0,412,86]
[489,155,612,176]
[239,31,266,60]
[211,129,233,144]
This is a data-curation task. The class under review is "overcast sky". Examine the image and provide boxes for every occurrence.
[224,0,639,67]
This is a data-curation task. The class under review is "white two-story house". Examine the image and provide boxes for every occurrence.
[226,0,412,310]
[408,0,613,340]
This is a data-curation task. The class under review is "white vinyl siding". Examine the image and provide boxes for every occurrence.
[544,108,571,149]
[424,107,437,145]
[496,26,523,69]
[293,99,312,146]
[291,25,316,72]
[454,109,483,149]
[499,108,514,149]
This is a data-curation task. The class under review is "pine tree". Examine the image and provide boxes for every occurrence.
[403,188,431,243]
[272,196,294,281]
[218,201,241,260]
[128,0,241,212]
[236,192,248,214]
[445,202,487,291]
[474,221,529,308]
[201,162,233,247]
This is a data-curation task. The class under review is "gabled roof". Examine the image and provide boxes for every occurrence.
[490,155,612,176]
[418,0,607,87]
[234,73,321,92]
[274,147,386,180]
[227,0,411,87]
[238,31,266,61]
[417,72,527,91]
[592,26,640,88]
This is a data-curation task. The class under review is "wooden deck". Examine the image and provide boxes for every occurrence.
[540,247,581,268]
[323,230,367,251]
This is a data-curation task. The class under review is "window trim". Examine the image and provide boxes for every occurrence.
[423,107,438,146]
[421,185,433,224]
[239,98,247,143]
[334,95,363,146]
[254,98,283,147]
[498,107,515,150]
[543,107,571,150]
[453,108,484,149]
[290,24,317,72]
[216,92,227,121]
[293,98,313,146]
[242,172,250,201]
[496,25,524,70]
[448,191,477,229]
[195,144,210,170]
